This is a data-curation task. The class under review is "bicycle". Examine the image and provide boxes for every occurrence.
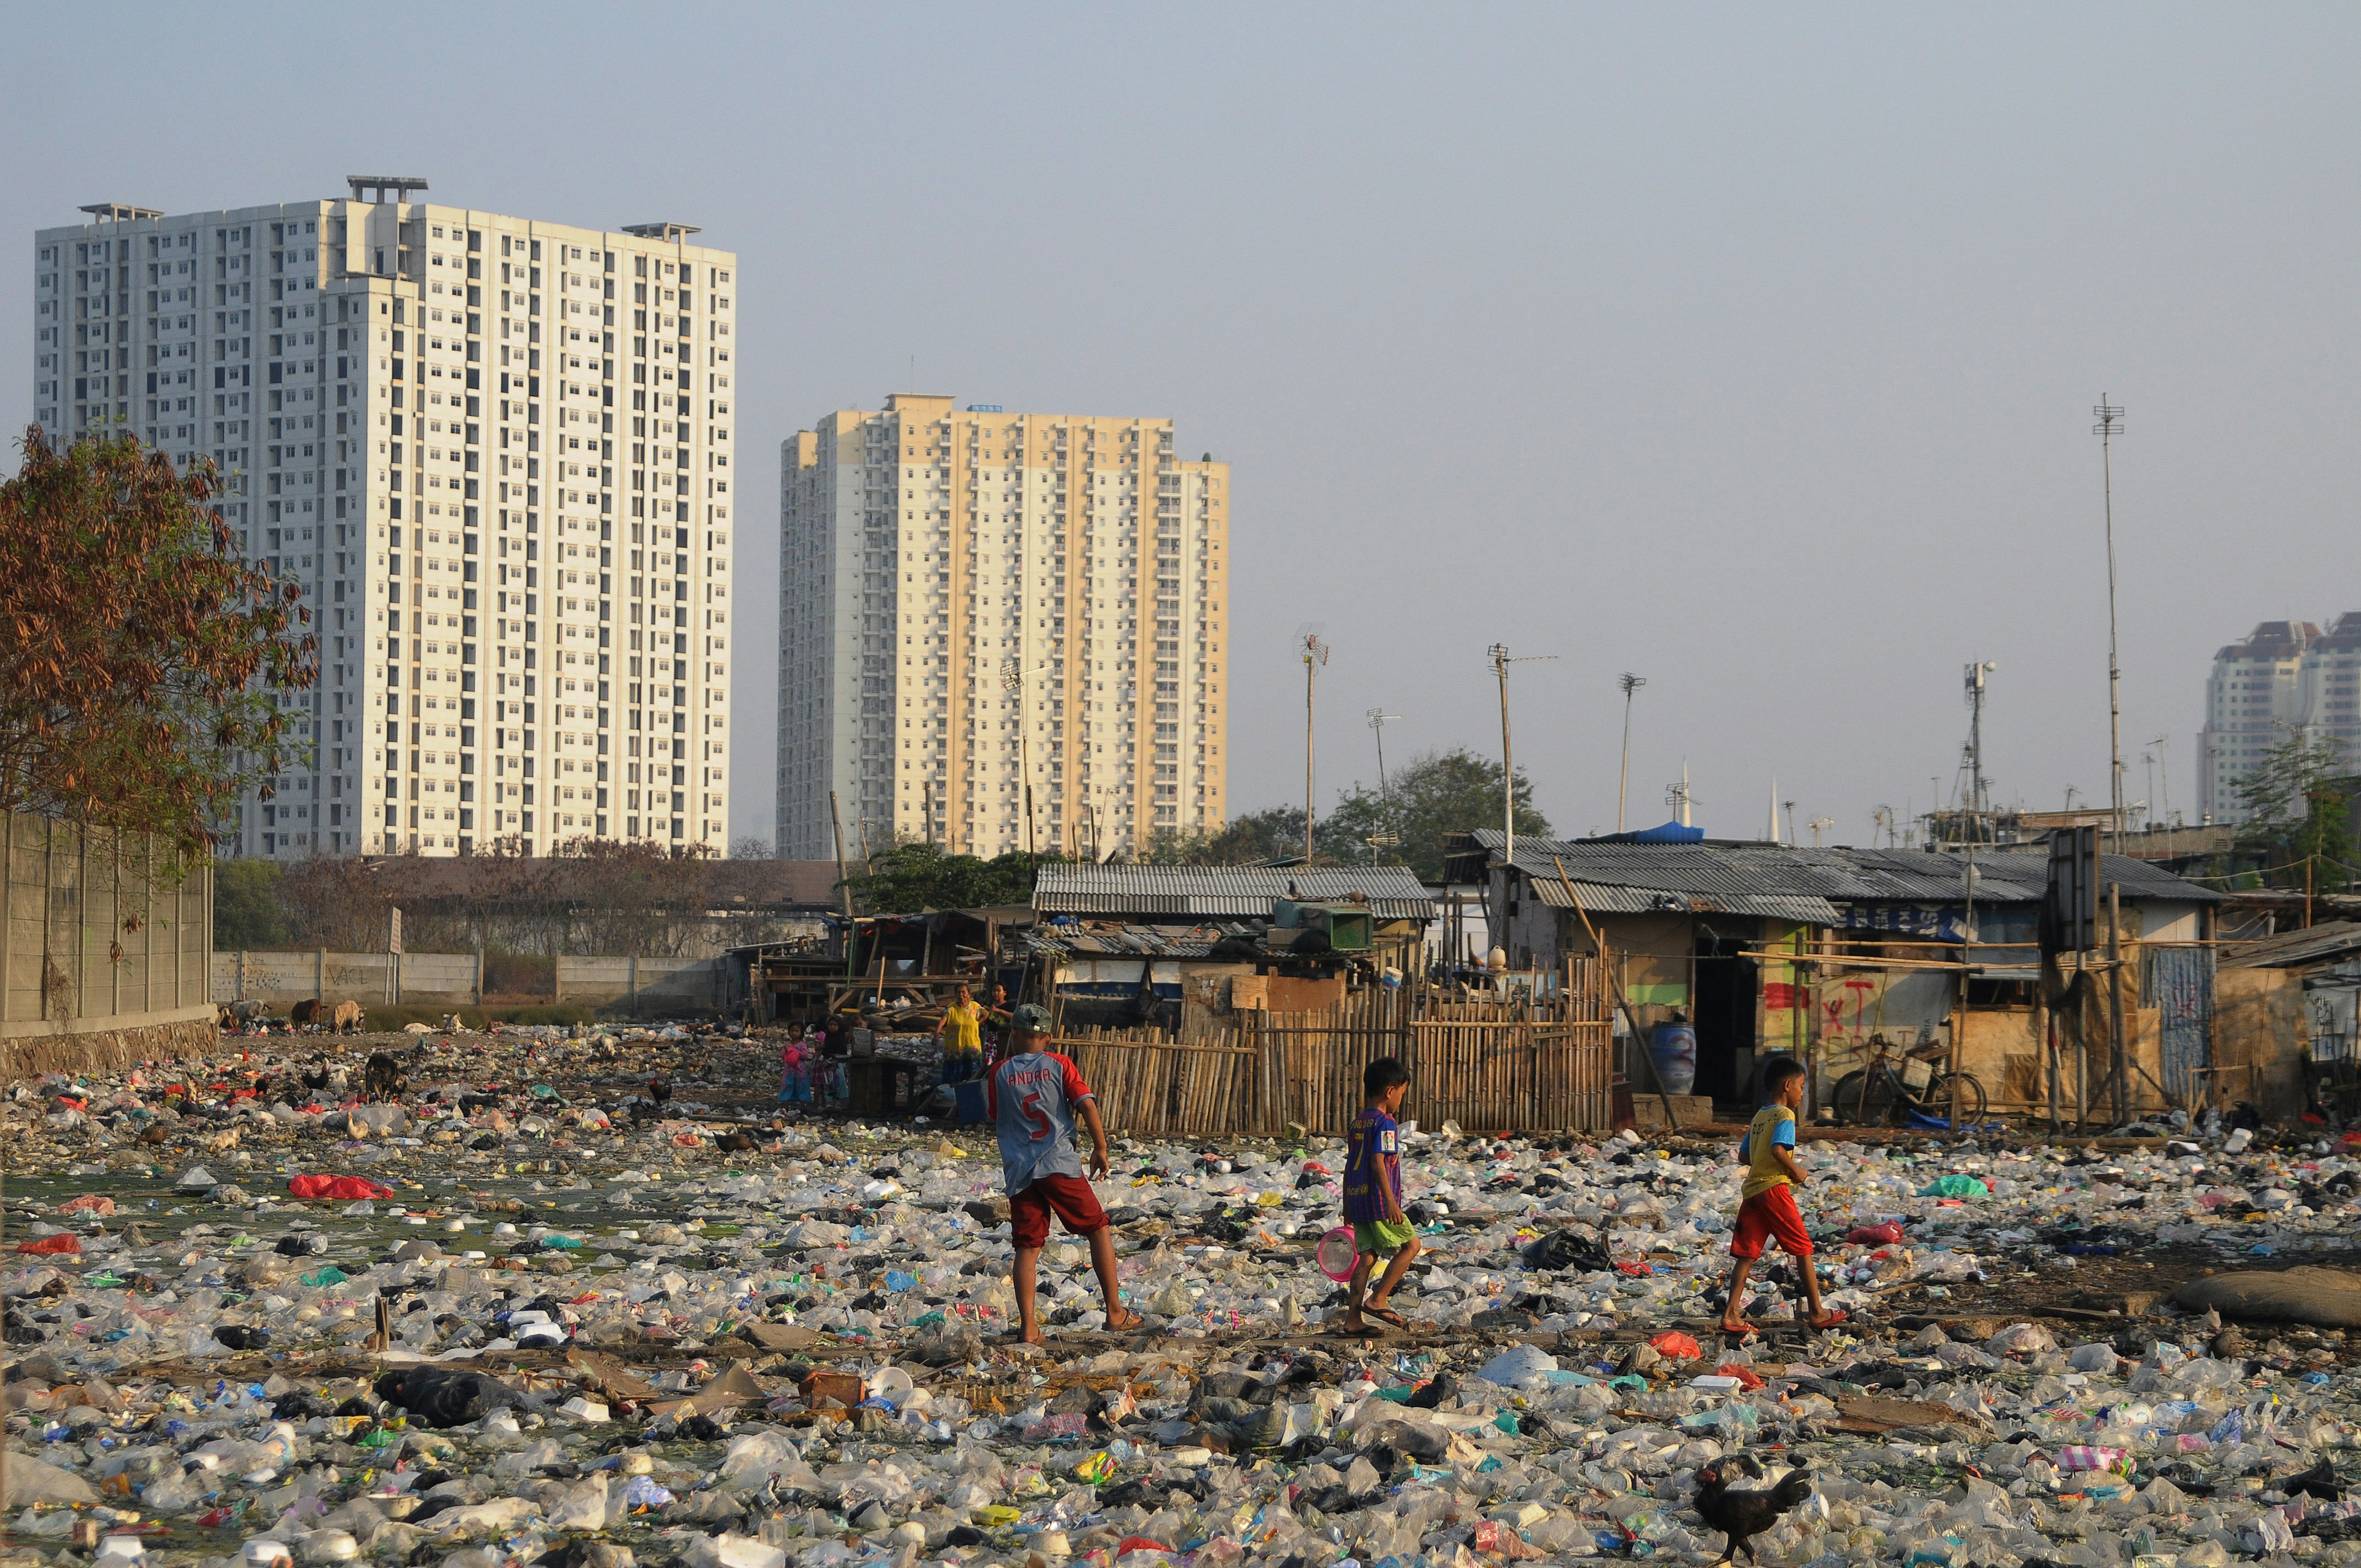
[1831,1033,1987,1128]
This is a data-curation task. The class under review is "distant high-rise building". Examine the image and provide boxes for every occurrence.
[777,395,1228,861]
[31,187,738,859]
[2199,614,2361,822]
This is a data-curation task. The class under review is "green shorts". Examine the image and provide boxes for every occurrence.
[1354,1219,1417,1258]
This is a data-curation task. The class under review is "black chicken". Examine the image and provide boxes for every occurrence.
[1694,1457,1814,1565]
[647,1077,671,1106]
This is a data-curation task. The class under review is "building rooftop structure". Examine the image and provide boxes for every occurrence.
[1032,864,1436,922]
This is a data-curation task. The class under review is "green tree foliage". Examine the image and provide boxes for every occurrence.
[844,841,1046,912]
[2234,732,2357,893]
[0,429,317,856]
[213,858,295,950]
[1139,807,1310,866]
[1319,747,1552,880]
[1137,750,1551,877]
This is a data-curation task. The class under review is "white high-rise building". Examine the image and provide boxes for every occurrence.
[31,182,739,860]
[2199,613,2361,823]
[776,395,1230,862]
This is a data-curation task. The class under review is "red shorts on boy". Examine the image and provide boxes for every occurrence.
[1010,1174,1109,1248]
[1728,1185,1813,1260]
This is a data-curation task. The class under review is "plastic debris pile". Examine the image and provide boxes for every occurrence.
[6,1030,2361,1568]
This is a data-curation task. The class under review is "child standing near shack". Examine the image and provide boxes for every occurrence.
[1720,1055,1843,1332]
[987,1004,1144,1342]
[1340,1056,1421,1334]
[778,1032,810,1106]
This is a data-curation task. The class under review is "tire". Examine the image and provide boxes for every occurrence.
[1928,1072,1988,1128]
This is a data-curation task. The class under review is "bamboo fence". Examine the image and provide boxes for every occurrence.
[1056,956,1615,1137]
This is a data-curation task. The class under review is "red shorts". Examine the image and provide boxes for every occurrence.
[1010,1174,1109,1249]
[1728,1186,1813,1261]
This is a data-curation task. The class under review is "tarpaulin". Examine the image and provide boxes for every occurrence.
[17,1233,81,1255]
[287,1174,395,1200]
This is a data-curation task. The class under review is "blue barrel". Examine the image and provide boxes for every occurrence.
[1648,1020,1698,1097]
[954,1080,990,1124]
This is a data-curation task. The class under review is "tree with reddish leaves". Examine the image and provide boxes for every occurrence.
[0,427,317,858]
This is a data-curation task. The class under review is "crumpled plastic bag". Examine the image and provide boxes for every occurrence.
[1477,1343,1561,1388]
[0,1455,98,1506]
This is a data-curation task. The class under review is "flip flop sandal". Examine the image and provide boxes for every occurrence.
[1364,1304,1410,1329]
[1810,1310,1850,1331]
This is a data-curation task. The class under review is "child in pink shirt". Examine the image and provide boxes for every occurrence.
[778,1035,811,1104]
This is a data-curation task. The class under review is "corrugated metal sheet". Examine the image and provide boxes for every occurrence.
[2221,921,2361,970]
[1024,924,1225,959]
[1461,830,2220,910]
[1033,865,1437,921]
[1529,876,1843,924]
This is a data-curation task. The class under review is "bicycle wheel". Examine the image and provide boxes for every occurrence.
[1927,1072,1988,1128]
[1837,1069,1896,1127]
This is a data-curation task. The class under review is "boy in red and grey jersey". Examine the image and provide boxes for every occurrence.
[986,1004,1144,1342]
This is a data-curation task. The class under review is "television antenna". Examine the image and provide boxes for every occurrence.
[1366,709,1402,863]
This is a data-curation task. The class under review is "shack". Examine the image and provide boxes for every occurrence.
[2218,921,2361,1123]
[1026,865,1438,1032]
[1443,830,2222,1122]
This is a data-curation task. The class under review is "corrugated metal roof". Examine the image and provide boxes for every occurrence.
[1530,877,1844,923]
[1024,924,1228,959]
[1033,864,1437,921]
[2222,920,2361,970]
[1460,830,2220,911]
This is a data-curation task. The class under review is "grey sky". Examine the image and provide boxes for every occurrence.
[8,6,2357,850]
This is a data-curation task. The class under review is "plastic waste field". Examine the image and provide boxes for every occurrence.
[8,1026,2361,1568]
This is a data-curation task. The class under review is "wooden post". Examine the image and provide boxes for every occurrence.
[2108,883,2129,1125]
[829,790,855,977]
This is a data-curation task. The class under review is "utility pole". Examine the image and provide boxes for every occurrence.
[2094,396,2127,850]
[1367,708,1401,799]
[1367,709,1401,865]
[1302,633,1329,860]
[1616,673,1647,833]
[2150,734,2172,829]
[1488,644,1555,866]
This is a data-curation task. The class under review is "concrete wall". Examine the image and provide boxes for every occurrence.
[213,950,479,1005]
[553,955,732,1013]
[3,812,215,1066]
[212,949,737,1014]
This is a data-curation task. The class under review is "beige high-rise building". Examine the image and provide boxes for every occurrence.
[777,395,1228,861]
[31,183,738,860]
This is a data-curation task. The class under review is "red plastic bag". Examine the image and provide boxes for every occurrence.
[1846,1222,1905,1245]
[1650,1331,1703,1361]
[1714,1363,1766,1390]
[58,1195,116,1217]
[287,1174,395,1201]
[17,1233,81,1255]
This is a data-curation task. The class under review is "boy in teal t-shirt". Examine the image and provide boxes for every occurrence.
[1720,1056,1842,1333]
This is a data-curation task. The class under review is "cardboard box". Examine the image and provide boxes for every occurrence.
[800,1368,864,1409]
